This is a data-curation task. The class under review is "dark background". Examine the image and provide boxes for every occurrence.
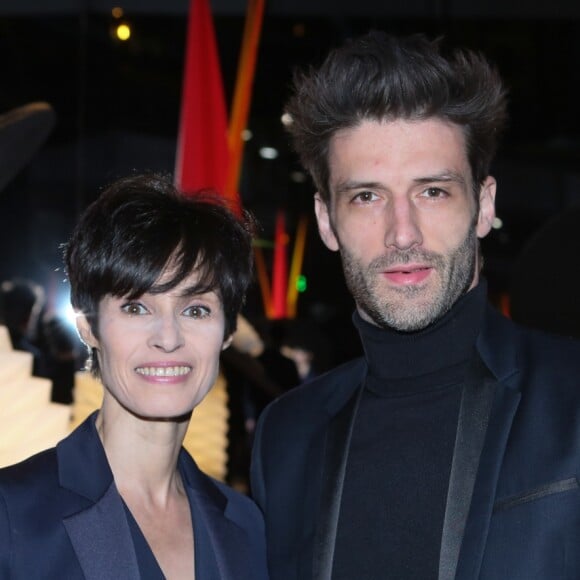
[2,1,580,364]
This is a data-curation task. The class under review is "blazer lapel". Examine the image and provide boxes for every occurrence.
[181,451,259,580]
[187,485,226,580]
[438,355,497,580]
[57,413,140,580]
[449,306,522,580]
[312,383,365,580]
[454,383,520,579]
[63,482,140,580]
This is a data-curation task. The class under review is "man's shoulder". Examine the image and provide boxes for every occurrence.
[492,307,580,358]
[482,306,580,399]
[483,303,580,355]
[259,357,366,423]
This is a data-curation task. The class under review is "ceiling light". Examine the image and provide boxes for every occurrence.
[259,146,279,160]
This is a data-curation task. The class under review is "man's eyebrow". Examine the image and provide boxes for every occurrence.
[333,172,467,195]
[413,171,467,186]
[333,180,385,195]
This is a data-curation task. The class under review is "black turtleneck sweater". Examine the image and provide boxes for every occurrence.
[332,283,486,580]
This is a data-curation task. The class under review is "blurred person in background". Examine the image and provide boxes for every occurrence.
[0,278,48,377]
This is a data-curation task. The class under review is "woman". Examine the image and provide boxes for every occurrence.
[0,174,269,579]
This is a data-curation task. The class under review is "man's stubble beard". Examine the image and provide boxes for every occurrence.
[339,226,478,332]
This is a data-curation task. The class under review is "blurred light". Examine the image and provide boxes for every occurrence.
[281,113,293,127]
[112,7,124,18]
[241,129,253,141]
[52,283,78,331]
[259,146,278,160]
[296,274,307,293]
[62,302,78,329]
[492,217,503,230]
[116,23,131,41]
[290,170,307,183]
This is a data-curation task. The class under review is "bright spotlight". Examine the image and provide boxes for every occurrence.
[259,146,279,160]
[116,23,131,41]
[62,303,78,328]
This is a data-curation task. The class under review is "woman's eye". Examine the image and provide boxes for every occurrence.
[121,302,147,315]
[183,305,210,318]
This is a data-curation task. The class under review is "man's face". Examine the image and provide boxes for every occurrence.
[315,118,496,332]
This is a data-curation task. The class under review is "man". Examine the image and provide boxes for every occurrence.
[251,32,580,580]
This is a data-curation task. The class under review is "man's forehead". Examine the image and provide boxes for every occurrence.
[327,118,472,192]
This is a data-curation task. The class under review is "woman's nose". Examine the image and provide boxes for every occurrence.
[148,315,185,352]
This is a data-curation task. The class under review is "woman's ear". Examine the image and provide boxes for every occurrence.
[76,313,99,349]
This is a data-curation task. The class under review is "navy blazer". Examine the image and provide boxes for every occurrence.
[0,412,269,580]
[251,305,580,579]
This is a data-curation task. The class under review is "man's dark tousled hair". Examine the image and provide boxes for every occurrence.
[64,173,254,377]
[284,31,508,203]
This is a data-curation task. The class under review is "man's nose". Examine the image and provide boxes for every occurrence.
[148,314,185,353]
[383,197,422,251]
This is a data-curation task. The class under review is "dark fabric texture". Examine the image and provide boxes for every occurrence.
[0,412,269,580]
[333,285,485,579]
[251,281,580,580]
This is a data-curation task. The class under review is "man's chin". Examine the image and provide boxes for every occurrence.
[362,297,443,332]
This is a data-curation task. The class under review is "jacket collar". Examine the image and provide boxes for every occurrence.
[57,412,256,580]
[57,411,113,501]
[477,303,521,386]
[57,412,140,580]
[179,451,250,580]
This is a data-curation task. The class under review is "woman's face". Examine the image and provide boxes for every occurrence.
[77,271,231,420]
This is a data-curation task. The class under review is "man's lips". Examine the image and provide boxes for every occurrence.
[382,265,432,285]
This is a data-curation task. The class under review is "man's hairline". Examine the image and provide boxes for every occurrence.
[315,114,487,206]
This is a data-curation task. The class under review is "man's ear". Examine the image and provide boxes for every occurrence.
[314,193,340,252]
[76,313,99,349]
[476,176,496,239]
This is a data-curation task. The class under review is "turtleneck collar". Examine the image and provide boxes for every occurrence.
[353,280,487,394]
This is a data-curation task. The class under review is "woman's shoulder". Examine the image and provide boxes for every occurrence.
[0,446,59,491]
[0,446,62,532]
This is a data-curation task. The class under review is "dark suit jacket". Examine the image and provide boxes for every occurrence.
[0,412,269,580]
[251,305,580,580]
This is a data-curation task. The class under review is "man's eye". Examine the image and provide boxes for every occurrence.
[183,305,211,318]
[353,191,377,203]
[121,302,147,315]
[422,187,447,198]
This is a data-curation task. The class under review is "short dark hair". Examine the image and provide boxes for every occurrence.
[285,31,508,203]
[65,173,254,375]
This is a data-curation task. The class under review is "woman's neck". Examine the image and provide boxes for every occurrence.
[96,395,189,505]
